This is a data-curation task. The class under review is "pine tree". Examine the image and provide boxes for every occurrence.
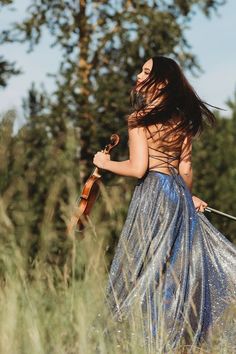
[0,56,20,88]
[0,0,225,179]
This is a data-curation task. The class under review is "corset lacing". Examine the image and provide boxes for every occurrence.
[148,146,181,175]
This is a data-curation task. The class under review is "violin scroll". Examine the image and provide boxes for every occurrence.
[103,134,120,154]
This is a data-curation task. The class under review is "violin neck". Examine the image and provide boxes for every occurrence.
[92,167,102,178]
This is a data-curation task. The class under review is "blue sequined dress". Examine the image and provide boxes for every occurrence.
[105,165,236,350]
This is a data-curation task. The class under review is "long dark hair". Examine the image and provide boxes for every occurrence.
[128,56,217,138]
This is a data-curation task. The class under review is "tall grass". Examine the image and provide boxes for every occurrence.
[0,180,235,354]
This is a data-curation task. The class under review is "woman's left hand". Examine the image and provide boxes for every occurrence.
[93,150,111,169]
[192,195,208,212]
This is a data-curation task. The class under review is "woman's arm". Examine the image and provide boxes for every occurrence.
[179,135,208,212]
[178,135,193,192]
[93,127,149,178]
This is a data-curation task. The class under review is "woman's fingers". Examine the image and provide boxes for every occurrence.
[93,150,111,169]
[199,201,208,212]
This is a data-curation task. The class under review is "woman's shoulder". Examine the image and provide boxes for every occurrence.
[144,117,182,139]
[143,117,193,154]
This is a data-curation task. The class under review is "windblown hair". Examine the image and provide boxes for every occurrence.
[128,56,217,139]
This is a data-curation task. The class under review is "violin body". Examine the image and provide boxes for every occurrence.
[74,168,101,231]
[67,134,120,235]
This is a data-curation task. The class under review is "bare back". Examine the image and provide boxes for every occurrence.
[145,118,186,175]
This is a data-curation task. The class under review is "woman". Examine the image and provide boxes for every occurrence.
[93,56,236,350]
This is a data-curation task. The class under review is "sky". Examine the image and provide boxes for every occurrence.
[0,0,236,129]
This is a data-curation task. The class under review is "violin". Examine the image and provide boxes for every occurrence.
[67,133,120,235]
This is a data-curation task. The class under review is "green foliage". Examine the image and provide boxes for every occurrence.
[0,56,21,88]
[0,0,14,8]
[192,91,236,243]
[0,0,225,166]
[0,0,235,266]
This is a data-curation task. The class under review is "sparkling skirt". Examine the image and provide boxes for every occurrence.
[105,170,236,350]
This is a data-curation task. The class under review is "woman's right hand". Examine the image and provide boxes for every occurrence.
[192,195,208,212]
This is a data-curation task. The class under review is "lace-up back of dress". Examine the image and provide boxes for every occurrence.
[145,119,185,175]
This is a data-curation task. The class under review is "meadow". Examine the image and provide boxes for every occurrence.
[0,179,235,354]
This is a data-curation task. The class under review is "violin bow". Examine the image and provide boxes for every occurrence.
[205,206,236,221]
